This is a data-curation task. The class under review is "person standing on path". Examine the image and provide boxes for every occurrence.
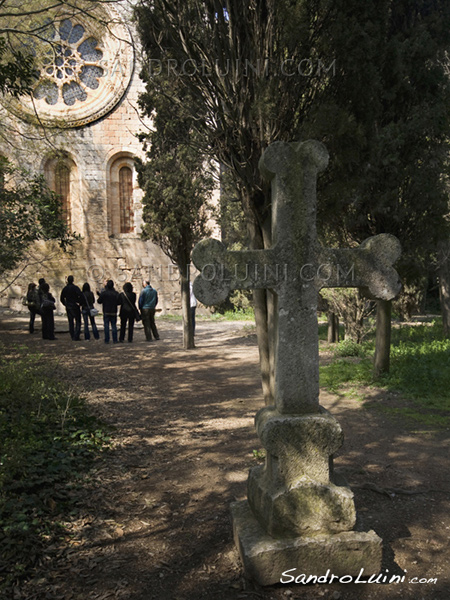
[190,281,197,336]
[81,282,100,341]
[60,275,85,341]
[97,280,121,343]
[119,282,139,343]
[26,282,41,334]
[37,277,46,333]
[40,282,56,340]
[139,280,160,341]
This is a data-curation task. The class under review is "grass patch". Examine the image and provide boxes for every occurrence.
[320,358,373,394]
[0,346,112,591]
[158,309,255,322]
[208,308,255,321]
[157,313,183,322]
[320,320,450,428]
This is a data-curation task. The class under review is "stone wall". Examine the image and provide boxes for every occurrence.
[0,2,210,314]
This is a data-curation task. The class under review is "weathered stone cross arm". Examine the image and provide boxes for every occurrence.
[319,234,402,299]
[192,233,402,305]
[192,240,278,306]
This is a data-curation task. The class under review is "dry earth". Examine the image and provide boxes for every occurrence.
[0,312,449,600]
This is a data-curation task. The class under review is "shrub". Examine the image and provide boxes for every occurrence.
[333,339,367,358]
[0,346,111,591]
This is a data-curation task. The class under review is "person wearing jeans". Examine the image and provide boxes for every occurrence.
[139,280,159,341]
[60,275,85,341]
[81,282,100,340]
[103,313,118,343]
[97,280,121,344]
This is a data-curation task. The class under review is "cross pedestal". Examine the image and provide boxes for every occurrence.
[192,141,401,585]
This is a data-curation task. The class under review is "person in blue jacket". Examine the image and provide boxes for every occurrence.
[139,280,160,341]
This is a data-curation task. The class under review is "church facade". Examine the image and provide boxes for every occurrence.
[0,2,189,313]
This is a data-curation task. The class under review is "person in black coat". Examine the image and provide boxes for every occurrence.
[60,275,85,341]
[81,282,100,340]
[97,280,122,343]
[119,282,139,343]
[40,282,56,340]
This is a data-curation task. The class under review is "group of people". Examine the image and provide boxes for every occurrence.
[25,276,160,344]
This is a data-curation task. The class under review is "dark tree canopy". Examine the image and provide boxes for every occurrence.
[136,0,450,261]
[305,0,450,283]
[136,0,450,388]
[136,79,214,269]
[135,0,336,249]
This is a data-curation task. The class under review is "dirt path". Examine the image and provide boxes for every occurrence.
[1,314,449,600]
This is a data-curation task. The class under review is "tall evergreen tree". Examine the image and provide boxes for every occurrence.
[136,0,336,400]
[303,0,450,365]
[135,0,450,384]
[137,82,214,349]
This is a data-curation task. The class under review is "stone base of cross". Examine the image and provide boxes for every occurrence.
[192,140,401,585]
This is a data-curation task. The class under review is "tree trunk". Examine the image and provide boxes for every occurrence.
[180,265,195,350]
[373,299,392,377]
[327,311,339,343]
[244,188,273,405]
[438,241,450,338]
[334,314,340,342]
[253,288,272,404]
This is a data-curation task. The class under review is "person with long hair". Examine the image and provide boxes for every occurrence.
[119,282,139,342]
[81,282,100,340]
[40,282,56,340]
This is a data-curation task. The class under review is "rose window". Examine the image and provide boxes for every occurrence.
[33,19,105,107]
[3,5,134,129]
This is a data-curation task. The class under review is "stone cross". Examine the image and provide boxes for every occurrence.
[192,140,401,415]
[191,141,401,585]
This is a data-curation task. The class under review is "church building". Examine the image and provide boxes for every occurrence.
[0,2,188,313]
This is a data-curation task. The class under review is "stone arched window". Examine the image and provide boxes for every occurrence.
[44,156,77,229]
[119,165,133,233]
[108,155,136,236]
[54,162,71,228]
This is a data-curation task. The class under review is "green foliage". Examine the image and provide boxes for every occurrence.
[321,288,374,343]
[310,0,450,283]
[252,448,266,462]
[320,358,373,393]
[333,339,367,358]
[212,307,255,321]
[0,37,35,97]
[136,1,450,263]
[392,281,428,321]
[135,0,337,241]
[217,170,249,248]
[0,346,112,590]
[0,160,78,275]
[386,321,450,403]
[136,72,214,268]
[320,320,450,427]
